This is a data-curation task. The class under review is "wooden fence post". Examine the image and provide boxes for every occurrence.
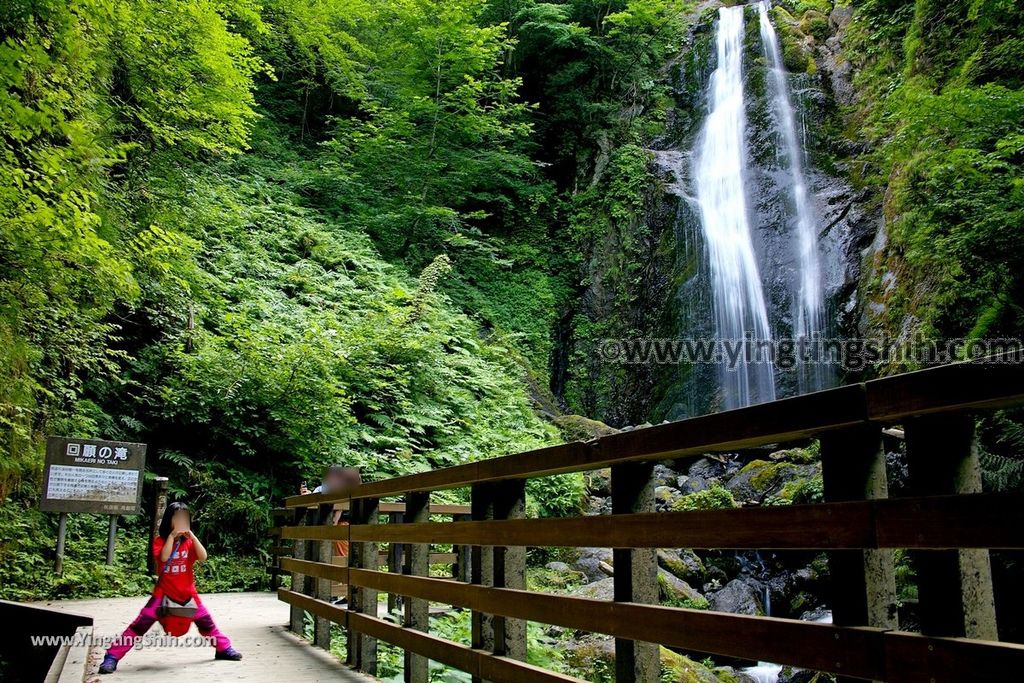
[820,424,898,682]
[456,513,471,582]
[904,414,998,640]
[388,511,404,614]
[491,479,527,661]
[611,462,659,683]
[350,497,380,674]
[821,424,898,628]
[313,502,334,649]
[289,507,308,635]
[470,483,495,683]
[147,477,169,574]
[404,492,431,683]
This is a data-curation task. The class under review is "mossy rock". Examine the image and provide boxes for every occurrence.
[783,40,811,72]
[726,460,819,501]
[712,667,752,683]
[671,482,738,511]
[658,548,706,584]
[660,648,722,683]
[768,443,820,463]
[553,414,619,441]
[563,635,616,676]
[528,566,587,592]
[800,10,830,42]
[772,473,824,505]
[658,568,705,606]
[793,0,833,18]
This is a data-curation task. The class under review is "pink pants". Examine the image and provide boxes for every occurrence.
[105,596,232,660]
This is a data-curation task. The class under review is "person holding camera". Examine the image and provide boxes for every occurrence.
[98,502,242,674]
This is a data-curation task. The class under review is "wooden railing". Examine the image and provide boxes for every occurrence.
[273,357,1024,682]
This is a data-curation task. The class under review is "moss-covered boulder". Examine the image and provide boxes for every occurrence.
[708,579,764,616]
[658,548,706,585]
[671,482,739,511]
[554,414,619,441]
[656,485,684,510]
[572,576,616,601]
[767,444,819,463]
[658,568,706,606]
[661,648,742,683]
[799,10,830,42]
[726,459,819,502]
[563,634,616,678]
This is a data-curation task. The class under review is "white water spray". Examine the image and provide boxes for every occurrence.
[757,0,828,392]
[693,5,776,409]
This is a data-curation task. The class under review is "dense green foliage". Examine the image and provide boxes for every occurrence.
[0,0,689,598]
[2,6,1021,664]
[847,0,1024,343]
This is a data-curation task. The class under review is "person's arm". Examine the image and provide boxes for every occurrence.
[186,530,209,562]
[157,536,173,562]
[158,529,190,563]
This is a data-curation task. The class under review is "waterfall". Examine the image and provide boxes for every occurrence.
[757,0,829,393]
[742,662,783,683]
[693,5,776,410]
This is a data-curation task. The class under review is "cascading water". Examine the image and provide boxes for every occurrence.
[693,5,776,410]
[757,0,829,393]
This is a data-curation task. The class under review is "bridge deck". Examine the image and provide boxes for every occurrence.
[40,592,376,682]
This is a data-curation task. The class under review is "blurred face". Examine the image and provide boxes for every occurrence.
[324,470,346,492]
[171,509,191,531]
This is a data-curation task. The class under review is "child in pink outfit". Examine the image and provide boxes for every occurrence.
[99,502,242,674]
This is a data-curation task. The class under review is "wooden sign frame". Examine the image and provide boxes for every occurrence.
[40,437,147,515]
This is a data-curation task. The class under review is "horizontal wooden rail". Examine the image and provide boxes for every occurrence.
[284,357,1024,507]
[882,631,1024,681]
[279,568,1024,681]
[279,493,1024,550]
[276,588,584,683]
[346,612,583,683]
[280,557,348,582]
[345,568,884,677]
[865,355,1024,420]
[282,553,456,574]
[275,355,1024,682]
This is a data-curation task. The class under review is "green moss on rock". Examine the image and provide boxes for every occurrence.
[660,648,723,683]
[801,10,830,42]
[671,482,738,512]
[553,414,619,441]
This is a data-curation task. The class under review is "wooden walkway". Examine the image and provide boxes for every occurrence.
[40,592,376,682]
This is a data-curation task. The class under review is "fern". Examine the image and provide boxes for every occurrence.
[978,410,1024,492]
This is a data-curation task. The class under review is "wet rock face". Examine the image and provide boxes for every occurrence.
[656,5,879,416]
[572,576,616,601]
[553,2,882,423]
[658,568,704,604]
[725,459,819,503]
[575,447,833,623]
[709,578,765,615]
[659,548,707,585]
[573,547,614,583]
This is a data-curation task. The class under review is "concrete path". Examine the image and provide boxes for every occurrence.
[39,592,376,682]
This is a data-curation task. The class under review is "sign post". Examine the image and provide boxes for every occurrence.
[106,515,118,565]
[41,436,147,574]
[55,512,68,575]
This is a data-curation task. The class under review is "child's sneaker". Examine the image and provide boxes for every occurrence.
[98,655,118,674]
[215,647,243,661]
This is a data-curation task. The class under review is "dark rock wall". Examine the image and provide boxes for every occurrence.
[554,2,880,425]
